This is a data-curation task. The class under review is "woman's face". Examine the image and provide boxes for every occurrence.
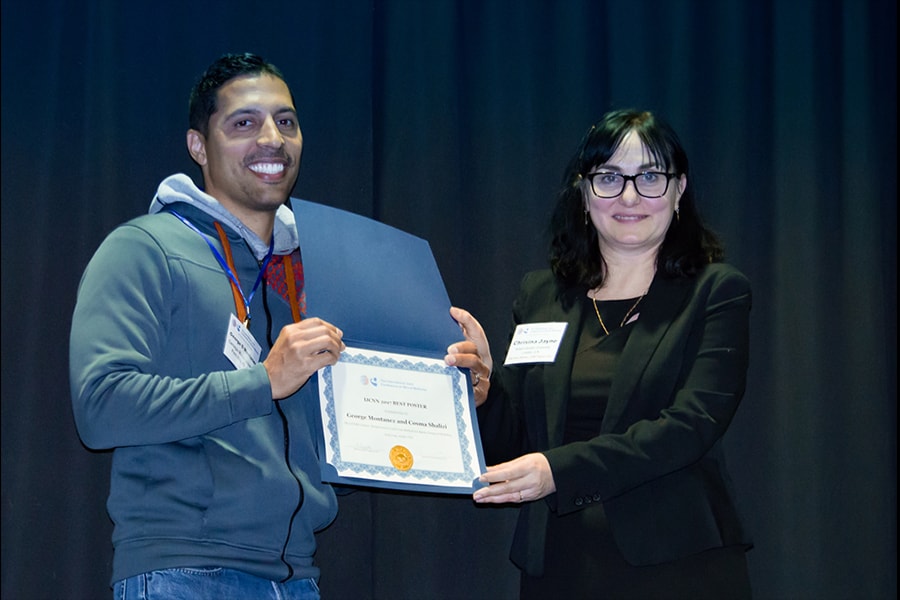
[584,130,686,258]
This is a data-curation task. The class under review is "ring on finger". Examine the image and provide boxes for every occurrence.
[472,372,481,387]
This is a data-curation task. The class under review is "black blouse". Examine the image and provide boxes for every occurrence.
[565,297,641,443]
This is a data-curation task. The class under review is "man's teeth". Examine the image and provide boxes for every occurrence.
[250,163,284,174]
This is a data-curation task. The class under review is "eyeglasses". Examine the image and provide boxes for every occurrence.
[584,171,676,198]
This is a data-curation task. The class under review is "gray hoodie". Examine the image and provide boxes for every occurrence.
[70,173,337,585]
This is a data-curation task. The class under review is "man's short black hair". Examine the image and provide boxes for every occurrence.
[188,53,289,136]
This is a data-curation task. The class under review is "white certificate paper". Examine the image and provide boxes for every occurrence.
[317,345,487,494]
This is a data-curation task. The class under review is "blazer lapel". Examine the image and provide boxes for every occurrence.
[541,294,587,447]
[602,276,693,433]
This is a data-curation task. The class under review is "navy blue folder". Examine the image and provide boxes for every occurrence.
[292,199,461,354]
[291,199,486,494]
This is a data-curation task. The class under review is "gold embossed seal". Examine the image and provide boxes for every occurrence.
[389,445,414,471]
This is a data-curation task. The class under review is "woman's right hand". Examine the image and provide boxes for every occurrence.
[445,306,493,406]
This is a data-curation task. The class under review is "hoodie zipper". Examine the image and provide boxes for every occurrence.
[260,256,306,582]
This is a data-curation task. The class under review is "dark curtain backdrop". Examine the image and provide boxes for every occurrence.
[2,1,895,599]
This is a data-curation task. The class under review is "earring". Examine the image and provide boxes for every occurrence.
[675,208,680,222]
[584,208,589,225]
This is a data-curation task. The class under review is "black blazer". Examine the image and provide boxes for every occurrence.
[478,263,753,576]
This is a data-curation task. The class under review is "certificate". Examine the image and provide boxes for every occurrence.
[317,345,486,494]
[292,198,487,493]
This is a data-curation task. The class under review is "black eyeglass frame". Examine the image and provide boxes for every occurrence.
[584,171,677,198]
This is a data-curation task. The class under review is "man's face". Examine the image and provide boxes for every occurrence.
[188,73,302,218]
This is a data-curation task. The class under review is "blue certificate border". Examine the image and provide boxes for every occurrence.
[316,340,487,495]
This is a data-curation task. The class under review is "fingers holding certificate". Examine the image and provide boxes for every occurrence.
[317,344,487,494]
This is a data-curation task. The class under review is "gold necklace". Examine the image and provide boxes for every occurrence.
[591,295,645,336]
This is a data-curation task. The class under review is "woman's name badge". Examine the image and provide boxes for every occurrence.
[224,313,262,369]
[503,322,568,365]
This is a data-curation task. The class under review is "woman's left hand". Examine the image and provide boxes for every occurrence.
[472,453,557,504]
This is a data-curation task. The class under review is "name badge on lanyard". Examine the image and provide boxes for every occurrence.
[224,314,262,369]
[169,211,274,368]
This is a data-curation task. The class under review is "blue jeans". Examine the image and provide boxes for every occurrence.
[113,567,320,600]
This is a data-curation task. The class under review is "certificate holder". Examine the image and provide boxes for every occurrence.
[318,342,486,494]
[292,199,487,494]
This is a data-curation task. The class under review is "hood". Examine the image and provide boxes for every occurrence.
[148,173,299,259]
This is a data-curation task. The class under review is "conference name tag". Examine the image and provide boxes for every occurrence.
[503,322,568,365]
[224,313,262,369]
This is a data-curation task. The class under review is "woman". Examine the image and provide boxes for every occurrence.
[446,109,753,599]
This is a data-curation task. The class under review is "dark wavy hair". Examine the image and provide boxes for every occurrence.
[188,53,290,136]
[548,109,723,293]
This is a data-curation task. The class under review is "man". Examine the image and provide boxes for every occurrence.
[70,53,346,599]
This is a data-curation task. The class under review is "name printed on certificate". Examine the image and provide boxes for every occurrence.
[317,346,486,494]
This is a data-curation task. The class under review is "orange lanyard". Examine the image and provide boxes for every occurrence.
[212,221,300,325]
[282,254,302,323]
[213,222,250,325]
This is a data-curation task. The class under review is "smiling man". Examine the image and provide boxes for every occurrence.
[70,53,346,599]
